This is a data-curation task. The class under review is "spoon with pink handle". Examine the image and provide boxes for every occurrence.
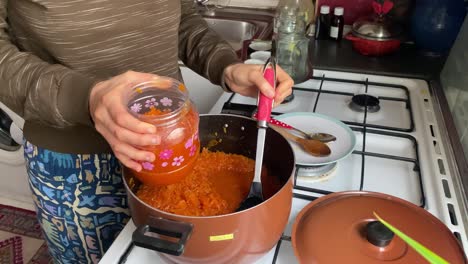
[252,114,337,143]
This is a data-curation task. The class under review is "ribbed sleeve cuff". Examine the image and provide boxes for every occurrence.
[57,72,99,127]
[208,49,242,87]
[220,75,233,92]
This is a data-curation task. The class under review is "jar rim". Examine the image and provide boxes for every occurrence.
[125,77,189,125]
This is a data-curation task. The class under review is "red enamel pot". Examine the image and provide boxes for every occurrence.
[347,12,402,56]
[346,33,400,56]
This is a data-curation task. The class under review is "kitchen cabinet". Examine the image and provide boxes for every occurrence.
[179,65,224,114]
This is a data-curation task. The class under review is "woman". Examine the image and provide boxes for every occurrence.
[0,0,293,263]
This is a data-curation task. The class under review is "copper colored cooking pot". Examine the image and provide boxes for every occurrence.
[123,114,296,264]
[292,191,467,263]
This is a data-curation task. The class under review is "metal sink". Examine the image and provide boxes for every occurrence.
[199,6,274,55]
[204,18,257,51]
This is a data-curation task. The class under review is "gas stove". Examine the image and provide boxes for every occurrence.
[100,69,468,263]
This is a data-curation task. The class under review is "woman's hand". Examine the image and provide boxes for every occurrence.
[89,71,160,172]
[223,63,294,106]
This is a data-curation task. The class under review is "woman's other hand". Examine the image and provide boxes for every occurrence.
[89,71,161,172]
[223,63,294,107]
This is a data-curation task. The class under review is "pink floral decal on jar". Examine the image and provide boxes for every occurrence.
[172,156,184,166]
[160,97,173,107]
[189,145,197,157]
[161,162,168,167]
[130,103,142,113]
[159,149,173,160]
[145,98,158,108]
[141,162,154,171]
[184,137,193,149]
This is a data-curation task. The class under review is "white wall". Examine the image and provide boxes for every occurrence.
[0,102,34,210]
[180,66,224,114]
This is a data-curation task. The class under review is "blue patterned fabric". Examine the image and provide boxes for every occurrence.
[23,141,130,264]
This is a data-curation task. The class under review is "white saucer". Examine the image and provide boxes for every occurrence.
[244,59,265,65]
[250,51,271,62]
[275,112,356,166]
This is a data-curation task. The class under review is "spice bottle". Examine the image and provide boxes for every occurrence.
[330,7,344,41]
[315,5,331,40]
[125,77,200,186]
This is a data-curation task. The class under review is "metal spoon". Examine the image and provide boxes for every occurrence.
[289,126,336,143]
[268,117,336,143]
[271,126,331,157]
[253,115,337,143]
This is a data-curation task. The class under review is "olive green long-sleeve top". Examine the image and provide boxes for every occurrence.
[0,0,239,153]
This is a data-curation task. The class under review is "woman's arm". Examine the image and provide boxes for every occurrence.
[178,0,241,86]
[177,1,293,104]
[0,0,96,128]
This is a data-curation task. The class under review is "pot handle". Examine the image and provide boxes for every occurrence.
[132,217,194,256]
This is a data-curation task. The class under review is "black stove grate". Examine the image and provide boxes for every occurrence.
[222,75,416,132]
[269,76,425,264]
[223,75,425,206]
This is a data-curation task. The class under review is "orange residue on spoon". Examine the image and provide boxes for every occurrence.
[271,126,331,157]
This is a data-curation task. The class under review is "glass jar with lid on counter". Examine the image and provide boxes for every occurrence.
[274,0,313,94]
[125,77,200,186]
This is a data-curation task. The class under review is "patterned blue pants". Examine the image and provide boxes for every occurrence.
[23,141,130,264]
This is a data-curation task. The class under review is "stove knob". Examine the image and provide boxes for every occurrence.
[366,221,394,247]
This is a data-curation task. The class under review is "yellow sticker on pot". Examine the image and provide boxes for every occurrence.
[209,233,234,241]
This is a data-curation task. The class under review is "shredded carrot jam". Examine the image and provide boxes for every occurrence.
[136,149,255,216]
[144,106,172,116]
[144,107,164,116]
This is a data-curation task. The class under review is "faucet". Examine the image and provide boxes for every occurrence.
[194,0,216,15]
[194,0,209,5]
[194,0,229,12]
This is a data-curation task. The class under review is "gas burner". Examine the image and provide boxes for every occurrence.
[349,94,381,113]
[297,162,337,182]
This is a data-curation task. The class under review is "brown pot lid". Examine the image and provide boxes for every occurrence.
[292,191,467,263]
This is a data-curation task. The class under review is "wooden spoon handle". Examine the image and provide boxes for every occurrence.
[271,125,331,157]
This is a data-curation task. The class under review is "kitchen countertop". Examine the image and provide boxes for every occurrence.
[310,39,447,80]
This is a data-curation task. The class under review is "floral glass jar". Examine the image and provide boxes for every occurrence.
[125,77,200,185]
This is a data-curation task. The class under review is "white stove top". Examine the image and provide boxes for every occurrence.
[228,78,412,131]
[100,69,468,264]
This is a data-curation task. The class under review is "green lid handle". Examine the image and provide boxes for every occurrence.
[373,212,449,264]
